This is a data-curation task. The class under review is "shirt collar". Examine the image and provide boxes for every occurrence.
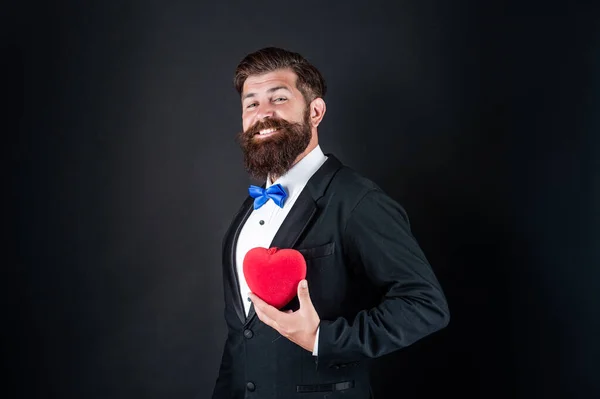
[266,145,328,199]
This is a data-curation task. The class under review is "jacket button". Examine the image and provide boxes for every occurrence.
[246,381,256,391]
[243,329,253,339]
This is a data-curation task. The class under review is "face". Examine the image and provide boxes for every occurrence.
[236,69,313,181]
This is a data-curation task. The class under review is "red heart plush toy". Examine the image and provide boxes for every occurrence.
[243,247,307,309]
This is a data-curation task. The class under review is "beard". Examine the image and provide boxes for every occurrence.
[236,108,312,181]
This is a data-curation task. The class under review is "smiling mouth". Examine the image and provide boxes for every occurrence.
[254,128,280,137]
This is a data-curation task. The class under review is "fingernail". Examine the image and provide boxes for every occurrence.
[301,280,307,289]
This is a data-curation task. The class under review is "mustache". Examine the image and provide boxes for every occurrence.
[245,117,296,136]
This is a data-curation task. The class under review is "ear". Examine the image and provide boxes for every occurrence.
[309,98,326,128]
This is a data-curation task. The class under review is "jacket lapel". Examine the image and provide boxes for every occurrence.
[223,196,254,325]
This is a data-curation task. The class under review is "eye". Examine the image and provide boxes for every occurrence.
[246,102,258,109]
[273,97,287,103]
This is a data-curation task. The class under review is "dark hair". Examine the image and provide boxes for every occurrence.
[234,47,327,103]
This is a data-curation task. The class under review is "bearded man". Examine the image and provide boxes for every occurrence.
[211,47,450,399]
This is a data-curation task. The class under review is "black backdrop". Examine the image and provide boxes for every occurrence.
[6,1,599,398]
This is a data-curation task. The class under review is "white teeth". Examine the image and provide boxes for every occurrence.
[259,128,277,135]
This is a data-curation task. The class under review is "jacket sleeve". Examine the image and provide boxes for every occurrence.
[211,335,232,399]
[317,188,450,365]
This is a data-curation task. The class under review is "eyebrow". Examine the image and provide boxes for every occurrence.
[242,86,292,100]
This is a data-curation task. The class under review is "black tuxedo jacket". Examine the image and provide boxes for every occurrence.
[212,154,449,399]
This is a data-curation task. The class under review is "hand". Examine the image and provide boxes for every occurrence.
[249,279,320,353]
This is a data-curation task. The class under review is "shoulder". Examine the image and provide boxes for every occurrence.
[330,164,383,198]
[328,164,409,222]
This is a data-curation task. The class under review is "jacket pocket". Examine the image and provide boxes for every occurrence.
[297,242,335,260]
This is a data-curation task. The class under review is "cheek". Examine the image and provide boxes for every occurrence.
[288,108,306,123]
[242,116,252,132]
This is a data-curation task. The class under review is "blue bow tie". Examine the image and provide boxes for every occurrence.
[248,184,288,210]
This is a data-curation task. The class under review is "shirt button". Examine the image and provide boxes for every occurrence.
[246,381,256,391]
[259,220,264,225]
[243,329,253,339]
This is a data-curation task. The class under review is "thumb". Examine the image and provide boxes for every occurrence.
[297,279,311,306]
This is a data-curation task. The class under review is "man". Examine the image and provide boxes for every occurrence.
[212,47,449,399]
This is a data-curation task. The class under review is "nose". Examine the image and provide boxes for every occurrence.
[256,103,275,120]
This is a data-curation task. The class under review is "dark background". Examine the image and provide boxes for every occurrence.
[6,0,599,398]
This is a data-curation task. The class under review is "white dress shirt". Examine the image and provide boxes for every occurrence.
[235,145,327,355]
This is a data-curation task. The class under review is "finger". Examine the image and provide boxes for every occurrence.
[248,292,268,308]
[285,310,293,314]
[249,293,284,326]
[297,279,313,309]
[252,299,278,329]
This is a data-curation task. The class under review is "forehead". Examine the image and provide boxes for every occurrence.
[242,69,299,96]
